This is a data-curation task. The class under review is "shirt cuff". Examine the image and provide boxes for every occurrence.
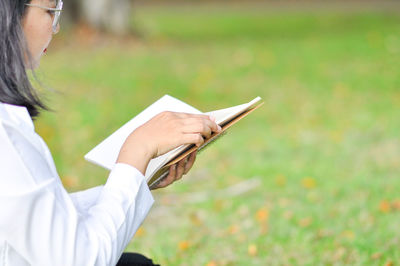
[105,163,153,202]
[107,163,143,186]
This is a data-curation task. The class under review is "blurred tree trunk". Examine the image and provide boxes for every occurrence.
[64,0,133,35]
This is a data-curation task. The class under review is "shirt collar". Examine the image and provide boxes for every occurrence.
[0,102,35,130]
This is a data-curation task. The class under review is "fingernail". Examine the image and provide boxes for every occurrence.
[218,125,222,131]
[209,115,216,122]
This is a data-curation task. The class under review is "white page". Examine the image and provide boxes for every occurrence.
[159,96,263,167]
[205,96,262,124]
[84,95,202,172]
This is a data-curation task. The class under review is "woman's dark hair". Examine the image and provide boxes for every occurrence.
[0,0,47,119]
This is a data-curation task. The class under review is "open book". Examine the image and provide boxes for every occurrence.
[85,95,263,189]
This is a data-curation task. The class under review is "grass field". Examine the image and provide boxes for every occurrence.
[36,3,400,265]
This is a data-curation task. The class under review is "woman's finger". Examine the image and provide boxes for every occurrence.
[156,164,177,188]
[175,159,186,180]
[183,151,197,175]
[181,123,211,140]
[182,117,221,136]
[175,112,213,120]
[180,133,205,147]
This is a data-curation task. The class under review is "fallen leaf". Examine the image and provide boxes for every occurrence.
[228,224,240,235]
[190,212,203,226]
[385,260,394,266]
[392,199,400,210]
[135,227,145,237]
[255,208,269,223]
[301,177,316,189]
[205,261,217,266]
[275,174,286,187]
[248,244,258,256]
[213,200,225,212]
[371,252,382,260]
[178,241,190,251]
[62,175,79,189]
[333,247,346,261]
[379,200,391,213]
[315,229,331,239]
[298,217,312,228]
[341,230,355,241]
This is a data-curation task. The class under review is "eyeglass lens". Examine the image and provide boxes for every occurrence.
[52,0,63,32]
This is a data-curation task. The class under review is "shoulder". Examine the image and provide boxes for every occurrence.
[0,102,55,194]
[0,102,35,131]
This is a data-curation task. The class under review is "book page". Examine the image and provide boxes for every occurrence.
[147,97,263,187]
[205,104,248,124]
[205,97,262,125]
[84,95,202,172]
[85,95,263,188]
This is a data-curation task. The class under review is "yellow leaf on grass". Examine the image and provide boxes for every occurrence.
[392,199,400,210]
[316,229,331,239]
[255,208,269,223]
[228,224,240,235]
[190,212,203,226]
[275,174,286,187]
[333,247,346,261]
[301,177,316,189]
[213,200,225,212]
[341,230,355,241]
[385,260,394,266]
[379,200,391,213]
[135,227,145,237]
[205,261,217,266]
[248,244,258,256]
[178,241,190,251]
[371,252,382,260]
[298,217,312,228]
[61,175,78,189]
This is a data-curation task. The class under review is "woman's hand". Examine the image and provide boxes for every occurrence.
[116,111,221,177]
[151,151,197,190]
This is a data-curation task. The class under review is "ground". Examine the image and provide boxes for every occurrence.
[36,2,400,265]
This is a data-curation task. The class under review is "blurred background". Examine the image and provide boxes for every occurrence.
[35,0,400,265]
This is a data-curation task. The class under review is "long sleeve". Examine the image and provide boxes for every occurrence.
[69,186,103,214]
[0,112,154,266]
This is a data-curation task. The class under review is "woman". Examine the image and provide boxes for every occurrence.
[0,0,221,265]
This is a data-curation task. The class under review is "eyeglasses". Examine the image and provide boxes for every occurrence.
[25,0,63,33]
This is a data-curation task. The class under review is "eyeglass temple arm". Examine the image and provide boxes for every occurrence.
[25,3,62,11]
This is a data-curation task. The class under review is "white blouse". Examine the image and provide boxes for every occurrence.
[0,103,154,266]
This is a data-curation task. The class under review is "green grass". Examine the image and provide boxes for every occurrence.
[36,3,400,265]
